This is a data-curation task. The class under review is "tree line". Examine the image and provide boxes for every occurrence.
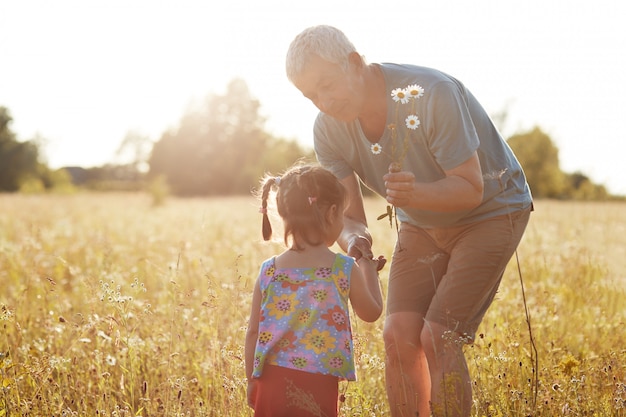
[0,79,620,200]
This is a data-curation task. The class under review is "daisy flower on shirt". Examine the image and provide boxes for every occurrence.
[391,87,410,104]
[405,114,420,130]
[406,84,425,99]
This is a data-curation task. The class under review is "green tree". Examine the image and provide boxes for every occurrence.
[565,171,609,200]
[507,127,566,199]
[0,107,41,192]
[149,79,312,196]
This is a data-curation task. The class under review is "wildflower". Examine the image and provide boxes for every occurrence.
[105,355,116,366]
[391,87,410,104]
[405,114,420,130]
[559,353,580,376]
[370,143,383,155]
[406,84,425,99]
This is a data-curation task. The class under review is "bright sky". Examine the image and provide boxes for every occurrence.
[1,0,625,195]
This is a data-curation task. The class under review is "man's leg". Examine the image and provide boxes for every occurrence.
[383,222,450,417]
[421,320,472,417]
[422,207,532,417]
[384,312,431,417]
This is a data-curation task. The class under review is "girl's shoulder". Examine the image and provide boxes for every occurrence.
[258,256,277,278]
[333,253,355,271]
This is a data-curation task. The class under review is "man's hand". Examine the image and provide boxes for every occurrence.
[384,154,485,212]
[348,235,387,272]
[383,169,416,208]
[347,235,374,261]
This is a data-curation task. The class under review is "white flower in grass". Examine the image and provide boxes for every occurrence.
[391,88,410,104]
[406,84,425,99]
[405,114,420,130]
[370,143,383,155]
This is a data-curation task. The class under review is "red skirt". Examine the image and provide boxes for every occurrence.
[252,364,339,417]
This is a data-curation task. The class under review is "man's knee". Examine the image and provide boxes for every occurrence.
[383,313,423,359]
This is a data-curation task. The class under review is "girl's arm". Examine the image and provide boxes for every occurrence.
[245,279,262,408]
[349,257,384,322]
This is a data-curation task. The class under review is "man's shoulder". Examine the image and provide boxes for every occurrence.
[380,63,457,86]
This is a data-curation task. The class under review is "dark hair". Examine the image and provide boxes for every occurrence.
[258,164,346,250]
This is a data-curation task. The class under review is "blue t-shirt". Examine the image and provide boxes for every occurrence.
[314,63,532,228]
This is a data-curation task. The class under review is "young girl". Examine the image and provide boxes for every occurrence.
[245,164,385,417]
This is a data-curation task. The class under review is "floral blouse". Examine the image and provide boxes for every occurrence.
[251,253,356,381]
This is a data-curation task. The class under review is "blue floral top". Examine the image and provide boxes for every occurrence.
[251,253,356,381]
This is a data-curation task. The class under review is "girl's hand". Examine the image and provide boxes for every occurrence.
[373,255,387,272]
[357,254,387,273]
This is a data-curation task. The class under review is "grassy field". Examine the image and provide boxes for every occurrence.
[1,193,625,416]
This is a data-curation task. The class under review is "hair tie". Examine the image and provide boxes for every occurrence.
[308,196,317,205]
[259,207,267,214]
[274,176,281,186]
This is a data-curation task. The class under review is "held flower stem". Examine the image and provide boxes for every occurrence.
[373,83,424,228]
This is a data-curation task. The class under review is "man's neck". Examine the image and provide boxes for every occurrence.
[358,64,387,141]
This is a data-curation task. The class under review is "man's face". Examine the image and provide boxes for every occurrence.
[292,54,363,122]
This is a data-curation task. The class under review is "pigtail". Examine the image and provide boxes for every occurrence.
[260,176,282,241]
[260,179,273,241]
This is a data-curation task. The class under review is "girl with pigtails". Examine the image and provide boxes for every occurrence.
[245,164,386,417]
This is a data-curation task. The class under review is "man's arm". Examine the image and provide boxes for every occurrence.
[384,152,484,212]
[337,172,374,260]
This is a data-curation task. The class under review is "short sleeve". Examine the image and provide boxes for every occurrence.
[313,114,355,180]
[425,81,480,170]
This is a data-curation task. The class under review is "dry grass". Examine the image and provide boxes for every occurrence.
[1,193,624,416]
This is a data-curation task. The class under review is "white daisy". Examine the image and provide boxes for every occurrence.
[391,88,410,104]
[406,84,425,99]
[405,114,420,130]
[370,143,383,155]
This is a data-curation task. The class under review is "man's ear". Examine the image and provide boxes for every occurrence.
[348,52,365,71]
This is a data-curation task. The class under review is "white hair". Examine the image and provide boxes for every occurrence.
[285,25,358,83]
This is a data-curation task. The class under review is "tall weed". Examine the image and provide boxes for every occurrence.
[0,194,624,416]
